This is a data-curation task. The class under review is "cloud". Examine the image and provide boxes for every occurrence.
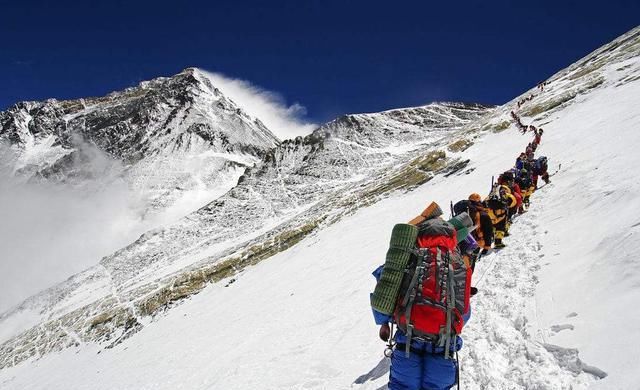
[0,143,150,313]
[0,134,245,314]
[199,70,317,140]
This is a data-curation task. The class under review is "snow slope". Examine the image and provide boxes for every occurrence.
[1,26,640,389]
[0,100,489,364]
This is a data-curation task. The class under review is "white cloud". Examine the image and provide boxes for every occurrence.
[0,143,151,313]
[199,70,317,140]
[0,137,244,313]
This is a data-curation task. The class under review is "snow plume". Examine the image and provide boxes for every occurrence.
[0,143,149,314]
[64,133,125,182]
[199,70,317,140]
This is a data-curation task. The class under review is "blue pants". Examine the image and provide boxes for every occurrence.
[388,347,457,390]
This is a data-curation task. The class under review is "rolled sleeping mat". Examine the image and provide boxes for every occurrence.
[448,212,476,243]
[371,223,419,315]
[408,201,443,226]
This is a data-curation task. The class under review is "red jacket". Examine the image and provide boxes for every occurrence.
[512,183,523,208]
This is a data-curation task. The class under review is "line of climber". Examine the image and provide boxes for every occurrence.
[460,119,549,252]
[510,110,544,138]
[369,97,551,389]
[537,80,549,92]
[516,94,535,108]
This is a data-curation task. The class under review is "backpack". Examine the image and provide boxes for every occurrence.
[499,170,514,184]
[394,218,471,359]
[486,194,506,210]
[534,156,548,174]
[518,175,532,189]
[452,199,470,217]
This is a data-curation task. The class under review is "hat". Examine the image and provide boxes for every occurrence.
[468,193,482,202]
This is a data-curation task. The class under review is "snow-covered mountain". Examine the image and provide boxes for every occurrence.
[1,25,639,390]
[0,95,491,365]
[0,68,278,216]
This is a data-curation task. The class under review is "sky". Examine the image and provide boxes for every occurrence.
[1,0,638,124]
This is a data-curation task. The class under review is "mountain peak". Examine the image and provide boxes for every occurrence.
[0,67,281,222]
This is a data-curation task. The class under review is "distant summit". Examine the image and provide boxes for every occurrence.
[0,67,280,215]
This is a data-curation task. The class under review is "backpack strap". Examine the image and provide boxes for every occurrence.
[434,248,441,299]
[443,251,456,359]
[401,249,430,357]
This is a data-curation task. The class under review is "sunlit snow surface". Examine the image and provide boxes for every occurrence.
[1,28,640,390]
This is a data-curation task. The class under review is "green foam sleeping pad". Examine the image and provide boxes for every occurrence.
[371,223,419,315]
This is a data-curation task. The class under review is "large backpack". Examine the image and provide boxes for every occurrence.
[393,218,471,358]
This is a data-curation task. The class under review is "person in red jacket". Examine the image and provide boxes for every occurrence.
[534,128,543,146]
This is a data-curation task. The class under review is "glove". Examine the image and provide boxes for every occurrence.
[379,323,390,342]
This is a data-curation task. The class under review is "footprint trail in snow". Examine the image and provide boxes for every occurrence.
[459,186,605,389]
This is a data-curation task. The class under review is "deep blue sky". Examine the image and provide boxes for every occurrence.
[1,0,638,123]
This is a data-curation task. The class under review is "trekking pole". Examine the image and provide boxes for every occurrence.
[490,175,494,193]
[549,163,562,178]
[450,201,454,218]
[475,251,499,287]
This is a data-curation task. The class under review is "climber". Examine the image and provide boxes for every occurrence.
[498,185,517,237]
[532,156,550,188]
[525,146,535,161]
[515,153,526,170]
[534,128,543,146]
[467,193,493,255]
[486,188,511,249]
[371,203,475,390]
[516,168,534,210]
[498,171,522,217]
